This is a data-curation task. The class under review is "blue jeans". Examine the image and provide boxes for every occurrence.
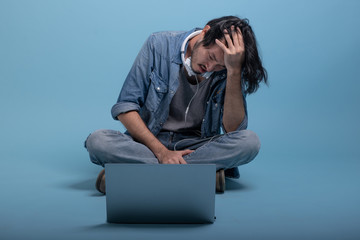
[84,129,260,174]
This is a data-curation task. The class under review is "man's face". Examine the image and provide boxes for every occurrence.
[190,39,226,74]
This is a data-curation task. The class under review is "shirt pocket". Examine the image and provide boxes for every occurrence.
[145,70,168,112]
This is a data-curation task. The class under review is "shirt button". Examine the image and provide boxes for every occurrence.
[156,87,161,91]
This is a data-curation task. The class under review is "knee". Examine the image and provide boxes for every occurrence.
[84,129,110,154]
[241,130,261,155]
[230,130,261,165]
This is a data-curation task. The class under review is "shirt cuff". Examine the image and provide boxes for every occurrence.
[111,102,140,120]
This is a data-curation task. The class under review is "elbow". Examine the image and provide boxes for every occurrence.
[222,118,243,133]
[222,114,247,133]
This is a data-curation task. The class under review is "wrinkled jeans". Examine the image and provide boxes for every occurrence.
[84,129,260,172]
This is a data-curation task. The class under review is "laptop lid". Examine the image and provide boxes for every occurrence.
[105,163,216,224]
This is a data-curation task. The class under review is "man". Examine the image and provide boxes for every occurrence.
[85,16,268,194]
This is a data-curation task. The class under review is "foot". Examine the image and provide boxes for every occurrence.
[216,169,225,193]
[225,167,240,179]
[95,169,106,194]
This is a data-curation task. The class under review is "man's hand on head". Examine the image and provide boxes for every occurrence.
[215,26,245,75]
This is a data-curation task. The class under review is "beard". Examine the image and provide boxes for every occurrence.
[190,40,203,75]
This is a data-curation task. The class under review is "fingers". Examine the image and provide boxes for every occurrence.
[215,38,227,52]
[216,26,245,71]
[178,149,194,164]
[159,149,193,164]
[219,26,244,51]
[181,149,194,156]
[235,27,244,49]
[167,157,187,164]
[179,158,187,164]
[161,158,186,164]
[223,29,235,51]
[231,27,241,48]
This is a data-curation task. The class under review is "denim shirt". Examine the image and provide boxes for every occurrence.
[111,29,248,138]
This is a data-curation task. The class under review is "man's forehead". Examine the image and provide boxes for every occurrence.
[206,44,225,62]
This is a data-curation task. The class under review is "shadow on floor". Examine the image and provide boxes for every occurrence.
[66,178,107,196]
[80,222,212,231]
[69,178,95,191]
[225,178,250,191]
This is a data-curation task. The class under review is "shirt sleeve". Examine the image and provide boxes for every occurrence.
[111,35,155,120]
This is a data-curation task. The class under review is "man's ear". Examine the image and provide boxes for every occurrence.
[202,25,211,34]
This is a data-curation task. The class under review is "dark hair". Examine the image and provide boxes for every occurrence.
[202,16,268,94]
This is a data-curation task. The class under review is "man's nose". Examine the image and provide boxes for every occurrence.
[206,62,215,72]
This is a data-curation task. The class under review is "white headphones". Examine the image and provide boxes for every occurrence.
[180,30,213,79]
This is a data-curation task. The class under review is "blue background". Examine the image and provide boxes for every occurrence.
[1,0,359,239]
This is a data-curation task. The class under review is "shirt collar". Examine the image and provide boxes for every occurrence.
[172,28,201,65]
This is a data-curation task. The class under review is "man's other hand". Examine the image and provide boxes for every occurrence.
[157,149,194,164]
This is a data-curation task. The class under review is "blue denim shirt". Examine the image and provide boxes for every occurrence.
[111,29,248,138]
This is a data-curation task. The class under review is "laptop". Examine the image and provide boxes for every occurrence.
[105,163,216,224]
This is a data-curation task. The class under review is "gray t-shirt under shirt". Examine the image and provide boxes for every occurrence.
[161,67,213,136]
